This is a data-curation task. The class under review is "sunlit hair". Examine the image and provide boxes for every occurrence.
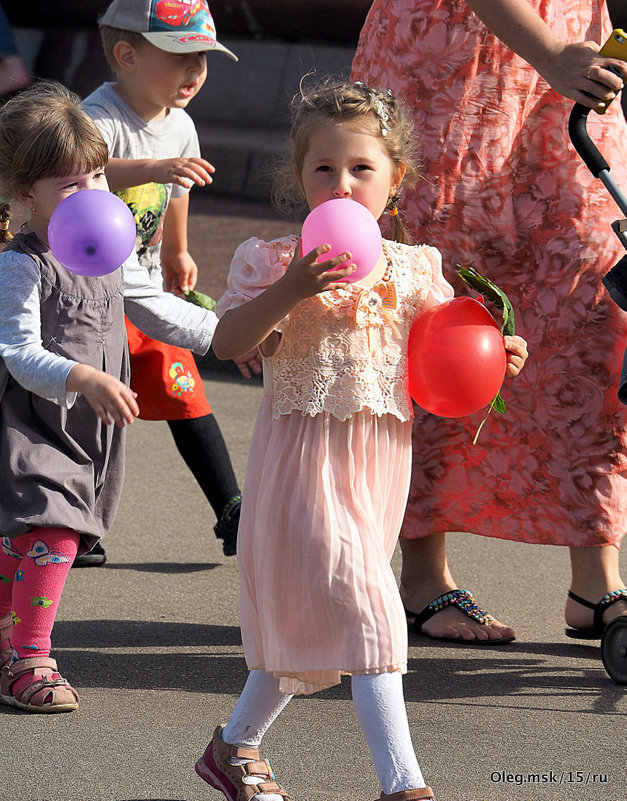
[0,80,108,244]
[273,76,422,244]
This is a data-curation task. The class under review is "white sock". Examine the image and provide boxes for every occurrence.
[222,670,293,800]
[352,671,427,796]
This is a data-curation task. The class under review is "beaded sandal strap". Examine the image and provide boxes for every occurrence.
[568,589,627,633]
[413,589,493,630]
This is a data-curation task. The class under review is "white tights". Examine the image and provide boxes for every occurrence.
[221,669,425,796]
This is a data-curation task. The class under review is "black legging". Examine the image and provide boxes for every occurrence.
[167,413,240,519]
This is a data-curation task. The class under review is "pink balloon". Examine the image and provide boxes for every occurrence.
[48,190,137,277]
[301,198,382,283]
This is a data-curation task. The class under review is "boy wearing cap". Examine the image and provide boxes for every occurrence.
[81,0,248,567]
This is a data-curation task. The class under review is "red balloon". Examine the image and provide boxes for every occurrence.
[408,297,506,417]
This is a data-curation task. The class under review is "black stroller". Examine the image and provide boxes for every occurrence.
[569,99,627,686]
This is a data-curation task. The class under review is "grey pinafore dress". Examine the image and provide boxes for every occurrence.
[0,231,129,554]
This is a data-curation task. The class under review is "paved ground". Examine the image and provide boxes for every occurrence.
[4,191,627,801]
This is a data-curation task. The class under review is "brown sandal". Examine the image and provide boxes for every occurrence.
[0,656,79,713]
[195,724,291,801]
[378,789,434,801]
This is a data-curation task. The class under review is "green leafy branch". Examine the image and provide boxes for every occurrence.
[456,265,515,443]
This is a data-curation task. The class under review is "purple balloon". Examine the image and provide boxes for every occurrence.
[301,198,382,283]
[48,189,137,277]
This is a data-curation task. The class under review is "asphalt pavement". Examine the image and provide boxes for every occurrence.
[3,192,627,801]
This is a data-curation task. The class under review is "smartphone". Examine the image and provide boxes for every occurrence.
[594,28,627,114]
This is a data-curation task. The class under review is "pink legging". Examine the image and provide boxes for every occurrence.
[0,527,80,659]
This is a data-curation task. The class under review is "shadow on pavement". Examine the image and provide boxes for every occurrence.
[53,620,242,648]
[100,561,221,573]
[46,650,249,694]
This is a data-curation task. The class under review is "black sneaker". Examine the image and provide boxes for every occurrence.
[213,495,241,556]
[72,541,106,568]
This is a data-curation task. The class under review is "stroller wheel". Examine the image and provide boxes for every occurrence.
[601,615,627,685]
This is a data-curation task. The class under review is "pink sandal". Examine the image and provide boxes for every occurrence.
[377,790,434,801]
[0,656,79,713]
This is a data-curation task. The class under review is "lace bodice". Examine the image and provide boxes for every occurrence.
[217,236,454,421]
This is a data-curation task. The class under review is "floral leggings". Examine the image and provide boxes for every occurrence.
[0,527,79,659]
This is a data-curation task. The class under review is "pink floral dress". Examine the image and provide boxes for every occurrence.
[352,0,627,548]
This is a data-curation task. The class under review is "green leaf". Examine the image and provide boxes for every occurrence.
[184,289,217,312]
[457,265,515,336]
[453,267,515,443]
[490,391,507,414]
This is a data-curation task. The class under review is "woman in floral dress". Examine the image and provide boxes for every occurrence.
[352,0,627,642]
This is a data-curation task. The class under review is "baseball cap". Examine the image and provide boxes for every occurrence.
[100,0,238,60]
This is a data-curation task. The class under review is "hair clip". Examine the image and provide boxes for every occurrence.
[354,81,392,136]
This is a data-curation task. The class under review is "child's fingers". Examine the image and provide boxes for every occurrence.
[173,169,212,188]
[320,263,357,285]
[301,242,331,263]
[234,348,263,379]
[504,335,528,359]
[504,335,528,377]
[189,157,215,174]
[309,249,353,274]
[103,391,139,429]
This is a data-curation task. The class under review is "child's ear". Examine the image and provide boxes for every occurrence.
[391,164,406,196]
[112,40,139,73]
[15,188,34,210]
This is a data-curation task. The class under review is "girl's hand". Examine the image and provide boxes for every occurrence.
[67,364,139,428]
[153,157,215,188]
[161,250,198,295]
[282,242,357,300]
[504,335,528,377]
[233,347,263,379]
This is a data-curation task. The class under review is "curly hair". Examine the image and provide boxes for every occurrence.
[272,76,422,244]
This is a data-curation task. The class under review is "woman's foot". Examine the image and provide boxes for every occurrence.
[400,535,516,643]
[404,587,516,643]
[565,545,627,633]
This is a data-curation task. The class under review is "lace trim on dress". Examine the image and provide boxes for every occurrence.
[269,240,438,421]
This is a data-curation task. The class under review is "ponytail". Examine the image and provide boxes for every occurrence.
[0,202,13,245]
[386,196,413,245]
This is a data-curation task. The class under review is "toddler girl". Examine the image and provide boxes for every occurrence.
[194,78,528,801]
[0,81,220,713]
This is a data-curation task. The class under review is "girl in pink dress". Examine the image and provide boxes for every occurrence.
[193,79,527,801]
[352,0,627,644]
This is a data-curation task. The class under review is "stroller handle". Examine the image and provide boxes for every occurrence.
[568,103,611,177]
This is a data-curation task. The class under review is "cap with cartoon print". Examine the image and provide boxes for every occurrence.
[100,0,238,60]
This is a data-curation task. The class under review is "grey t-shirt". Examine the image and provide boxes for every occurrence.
[83,82,200,283]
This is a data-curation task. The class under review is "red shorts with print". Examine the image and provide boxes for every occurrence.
[125,317,212,421]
